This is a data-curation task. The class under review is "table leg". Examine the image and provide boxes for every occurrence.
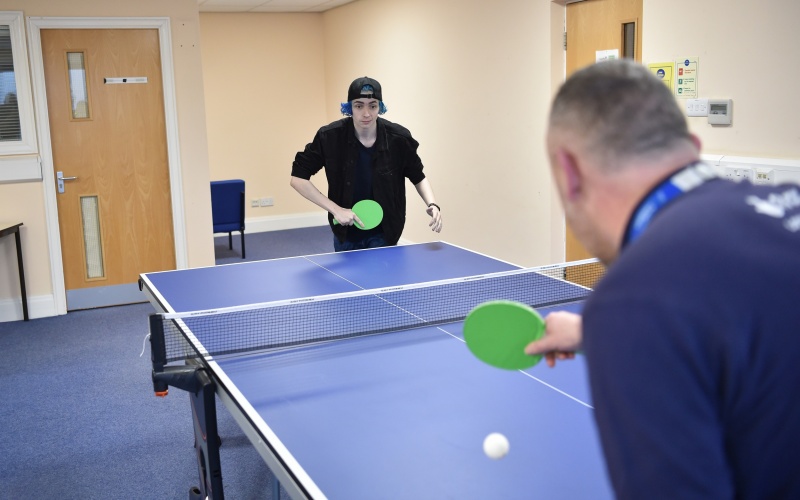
[14,229,28,321]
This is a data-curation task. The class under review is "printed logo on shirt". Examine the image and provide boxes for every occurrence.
[786,214,800,232]
[745,187,800,232]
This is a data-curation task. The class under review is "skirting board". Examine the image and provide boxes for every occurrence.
[0,294,59,322]
[219,211,328,235]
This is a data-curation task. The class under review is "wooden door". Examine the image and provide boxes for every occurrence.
[41,29,175,308]
[564,0,642,261]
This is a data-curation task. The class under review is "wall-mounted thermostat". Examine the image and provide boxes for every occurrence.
[708,99,733,125]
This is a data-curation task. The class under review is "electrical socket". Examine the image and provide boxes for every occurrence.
[250,199,259,207]
[685,98,709,117]
[721,166,754,183]
[259,197,274,207]
[753,169,774,185]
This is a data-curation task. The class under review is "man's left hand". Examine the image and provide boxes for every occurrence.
[427,205,442,233]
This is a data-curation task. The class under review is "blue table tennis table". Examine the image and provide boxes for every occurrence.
[139,241,613,499]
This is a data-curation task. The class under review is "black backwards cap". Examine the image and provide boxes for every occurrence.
[347,77,382,102]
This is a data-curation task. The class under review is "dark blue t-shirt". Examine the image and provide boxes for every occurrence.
[583,175,800,498]
[346,142,381,242]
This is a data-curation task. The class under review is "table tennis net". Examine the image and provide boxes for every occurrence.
[155,259,605,363]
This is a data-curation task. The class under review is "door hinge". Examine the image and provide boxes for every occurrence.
[563,31,567,50]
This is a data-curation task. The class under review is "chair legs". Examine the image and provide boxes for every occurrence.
[224,231,245,259]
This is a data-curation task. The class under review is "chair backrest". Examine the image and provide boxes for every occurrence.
[210,179,245,232]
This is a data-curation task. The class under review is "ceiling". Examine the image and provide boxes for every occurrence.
[197,0,357,13]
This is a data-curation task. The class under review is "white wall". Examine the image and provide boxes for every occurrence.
[200,0,563,267]
[200,13,330,232]
[643,0,800,160]
[321,0,560,266]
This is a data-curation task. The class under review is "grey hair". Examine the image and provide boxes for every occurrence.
[549,59,691,168]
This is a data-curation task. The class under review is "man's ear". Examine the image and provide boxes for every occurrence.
[554,148,583,202]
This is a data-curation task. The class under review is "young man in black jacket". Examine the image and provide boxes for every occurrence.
[291,77,442,251]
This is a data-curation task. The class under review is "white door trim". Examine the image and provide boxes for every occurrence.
[26,16,188,316]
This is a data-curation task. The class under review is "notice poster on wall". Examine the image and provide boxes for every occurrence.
[596,49,619,62]
[676,57,699,98]
[647,62,675,91]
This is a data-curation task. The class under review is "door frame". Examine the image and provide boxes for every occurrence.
[27,17,188,315]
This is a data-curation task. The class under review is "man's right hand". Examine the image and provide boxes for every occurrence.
[332,208,362,227]
[524,311,583,368]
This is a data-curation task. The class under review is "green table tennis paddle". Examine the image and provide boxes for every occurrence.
[333,199,383,230]
[463,300,544,370]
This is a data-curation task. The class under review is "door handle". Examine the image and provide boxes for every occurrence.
[57,171,78,194]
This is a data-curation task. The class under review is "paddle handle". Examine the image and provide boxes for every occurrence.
[332,217,363,228]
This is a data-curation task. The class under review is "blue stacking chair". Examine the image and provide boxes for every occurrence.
[210,179,246,258]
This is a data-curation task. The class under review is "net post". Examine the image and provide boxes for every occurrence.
[149,314,169,396]
[149,315,211,396]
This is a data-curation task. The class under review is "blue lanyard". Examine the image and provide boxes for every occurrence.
[623,162,716,246]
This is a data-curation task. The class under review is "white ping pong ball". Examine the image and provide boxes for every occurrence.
[483,432,509,460]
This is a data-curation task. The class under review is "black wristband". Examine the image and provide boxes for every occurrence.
[428,203,440,211]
